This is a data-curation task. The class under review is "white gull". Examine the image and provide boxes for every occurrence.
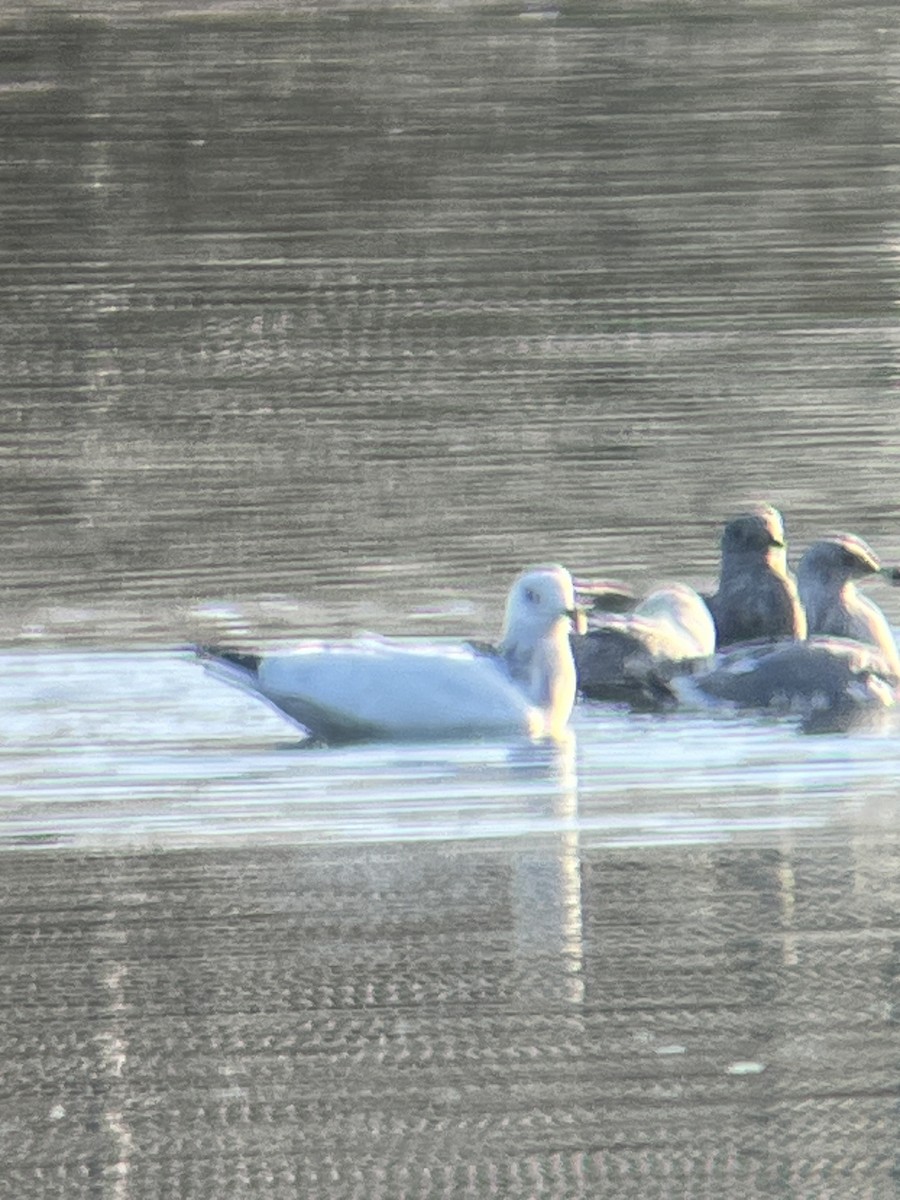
[199,564,581,744]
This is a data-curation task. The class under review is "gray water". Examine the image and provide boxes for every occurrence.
[3,3,900,1197]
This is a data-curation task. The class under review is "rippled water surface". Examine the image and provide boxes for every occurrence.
[5,649,900,1197]
[3,1,900,1196]
[3,649,900,851]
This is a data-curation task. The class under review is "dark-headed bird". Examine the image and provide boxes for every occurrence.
[704,505,806,647]
[689,532,900,734]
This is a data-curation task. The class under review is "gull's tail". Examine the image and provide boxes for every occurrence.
[195,645,261,675]
[194,645,265,702]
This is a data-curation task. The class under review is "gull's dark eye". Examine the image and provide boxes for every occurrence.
[524,588,539,604]
[842,547,865,572]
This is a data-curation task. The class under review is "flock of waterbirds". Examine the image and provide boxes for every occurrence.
[199,505,900,743]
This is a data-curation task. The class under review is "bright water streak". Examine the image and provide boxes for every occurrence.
[3,649,899,851]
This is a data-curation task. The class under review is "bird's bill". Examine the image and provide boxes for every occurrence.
[568,607,588,635]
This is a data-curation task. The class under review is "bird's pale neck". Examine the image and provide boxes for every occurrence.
[801,578,855,636]
[501,617,576,724]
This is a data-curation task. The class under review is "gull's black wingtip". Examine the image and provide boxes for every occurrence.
[194,645,262,674]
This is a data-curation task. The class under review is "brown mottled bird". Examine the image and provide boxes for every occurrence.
[572,584,716,711]
[689,531,900,734]
[704,505,806,647]
[689,637,897,735]
[797,533,900,675]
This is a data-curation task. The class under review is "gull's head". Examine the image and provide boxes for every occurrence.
[503,564,583,644]
[501,565,581,734]
[720,504,786,564]
[798,534,882,593]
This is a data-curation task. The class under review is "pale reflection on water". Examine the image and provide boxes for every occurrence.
[3,789,900,1197]
[3,649,899,851]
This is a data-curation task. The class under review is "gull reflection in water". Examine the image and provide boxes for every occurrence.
[507,733,585,1007]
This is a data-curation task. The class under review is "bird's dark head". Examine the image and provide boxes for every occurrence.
[719,504,786,560]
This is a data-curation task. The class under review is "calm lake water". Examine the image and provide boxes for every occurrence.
[3,2,900,1196]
